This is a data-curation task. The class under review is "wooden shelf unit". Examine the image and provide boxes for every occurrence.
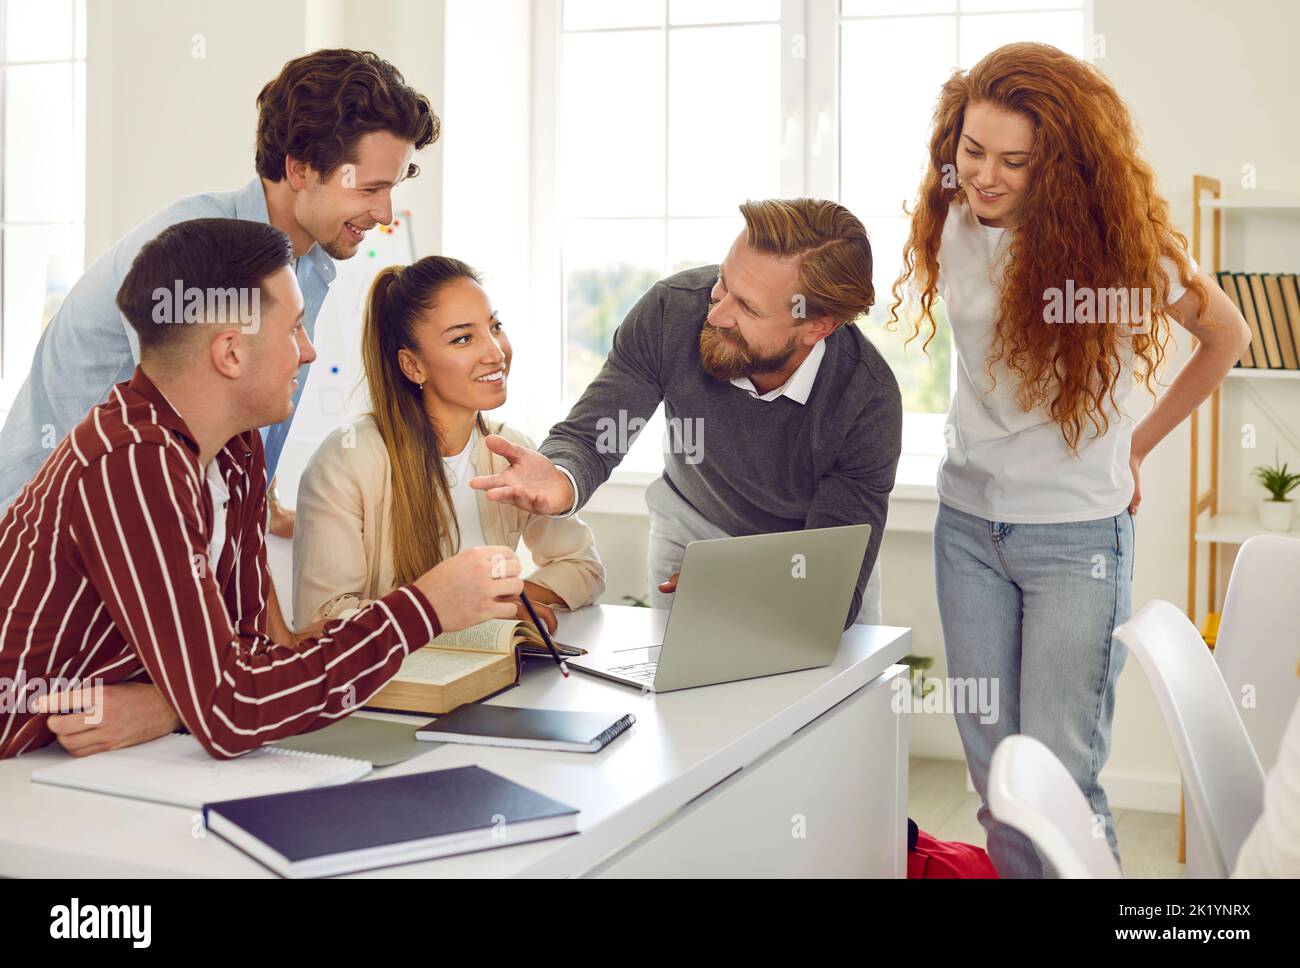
[1187,175,1300,624]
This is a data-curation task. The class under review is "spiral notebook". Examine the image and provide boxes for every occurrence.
[31,733,371,809]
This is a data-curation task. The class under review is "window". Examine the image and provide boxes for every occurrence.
[532,0,787,470]
[524,0,1090,474]
[837,0,1086,457]
[0,0,87,415]
[558,0,786,393]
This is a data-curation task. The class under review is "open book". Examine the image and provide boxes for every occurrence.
[366,618,585,715]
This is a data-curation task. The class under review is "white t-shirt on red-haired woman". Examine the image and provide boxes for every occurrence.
[935,201,1195,523]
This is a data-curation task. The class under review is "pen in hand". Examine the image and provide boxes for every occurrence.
[520,590,568,678]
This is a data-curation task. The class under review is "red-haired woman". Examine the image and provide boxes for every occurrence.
[891,42,1250,877]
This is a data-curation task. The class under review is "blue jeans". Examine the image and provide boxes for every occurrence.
[933,501,1134,877]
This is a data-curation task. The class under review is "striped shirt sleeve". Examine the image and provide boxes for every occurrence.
[65,440,440,759]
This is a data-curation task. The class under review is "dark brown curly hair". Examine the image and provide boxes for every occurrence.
[255,49,440,183]
[889,42,1207,451]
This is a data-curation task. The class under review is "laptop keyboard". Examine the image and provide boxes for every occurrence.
[608,660,657,682]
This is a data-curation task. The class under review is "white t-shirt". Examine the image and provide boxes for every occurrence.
[205,459,229,573]
[443,427,486,551]
[936,202,1195,523]
[153,385,231,573]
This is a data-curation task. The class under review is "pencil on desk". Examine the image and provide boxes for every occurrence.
[520,590,569,678]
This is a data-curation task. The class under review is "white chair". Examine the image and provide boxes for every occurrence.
[1213,534,1300,772]
[1113,600,1266,878]
[989,734,1122,877]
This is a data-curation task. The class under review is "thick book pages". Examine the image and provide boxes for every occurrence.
[428,618,584,658]
[415,705,636,752]
[366,618,583,716]
[31,733,371,808]
[203,765,580,878]
[367,647,519,715]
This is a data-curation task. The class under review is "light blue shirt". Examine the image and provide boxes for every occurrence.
[0,177,336,512]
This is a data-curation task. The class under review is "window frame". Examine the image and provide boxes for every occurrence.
[0,0,87,413]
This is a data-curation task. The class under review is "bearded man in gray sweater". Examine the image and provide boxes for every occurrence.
[471,198,902,630]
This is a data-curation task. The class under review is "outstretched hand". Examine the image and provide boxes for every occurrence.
[469,434,576,516]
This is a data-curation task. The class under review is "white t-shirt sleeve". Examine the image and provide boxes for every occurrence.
[1159,251,1199,307]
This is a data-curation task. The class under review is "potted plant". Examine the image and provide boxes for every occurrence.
[900,654,938,700]
[1251,451,1300,532]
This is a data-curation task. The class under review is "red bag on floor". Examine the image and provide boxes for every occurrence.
[906,820,999,879]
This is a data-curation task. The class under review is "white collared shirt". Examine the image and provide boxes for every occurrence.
[730,337,826,404]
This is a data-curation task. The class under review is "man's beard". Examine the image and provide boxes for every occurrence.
[698,303,799,382]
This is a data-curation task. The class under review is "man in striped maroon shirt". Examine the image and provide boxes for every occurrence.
[0,218,523,759]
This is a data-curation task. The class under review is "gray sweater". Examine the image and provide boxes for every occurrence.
[540,265,903,627]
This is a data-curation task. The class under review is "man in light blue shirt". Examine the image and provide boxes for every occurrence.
[0,49,440,527]
[0,179,331,515]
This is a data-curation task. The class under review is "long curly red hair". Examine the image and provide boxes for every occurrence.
[889,42,1206,451]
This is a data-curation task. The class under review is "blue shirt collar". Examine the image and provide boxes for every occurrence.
[234,176,337,285]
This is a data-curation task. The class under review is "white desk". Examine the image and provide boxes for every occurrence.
[0,606,911,877]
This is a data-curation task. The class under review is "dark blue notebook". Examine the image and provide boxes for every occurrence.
[203,765,579,877]
[416,705,635,752]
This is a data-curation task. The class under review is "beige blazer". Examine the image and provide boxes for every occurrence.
[292,415,606,629]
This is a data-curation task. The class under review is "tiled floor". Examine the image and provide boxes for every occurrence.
[909,757,1185,878]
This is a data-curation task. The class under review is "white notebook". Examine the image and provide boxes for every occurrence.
[31,733,372,808]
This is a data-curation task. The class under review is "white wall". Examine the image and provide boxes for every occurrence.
[86,0,312,258]
[85,0,445,262]
[1097,0,1300,609]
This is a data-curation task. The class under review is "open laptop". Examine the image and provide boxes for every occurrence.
[566,524,872,693]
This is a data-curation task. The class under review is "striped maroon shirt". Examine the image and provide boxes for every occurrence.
[0,367,441,759]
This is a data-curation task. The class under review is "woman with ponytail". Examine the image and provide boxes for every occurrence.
[293,257,605,633]
[891,42,1250,876]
